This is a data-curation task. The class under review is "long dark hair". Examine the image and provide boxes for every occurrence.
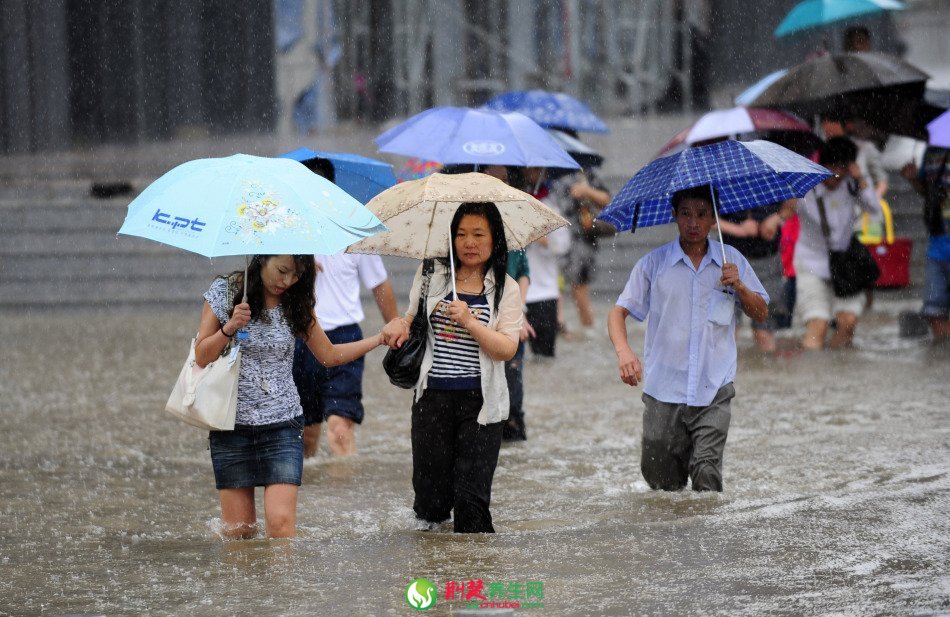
[437,202,508,312]
[223,255,316,338]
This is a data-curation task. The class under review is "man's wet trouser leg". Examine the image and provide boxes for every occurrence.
[641,384,733,492]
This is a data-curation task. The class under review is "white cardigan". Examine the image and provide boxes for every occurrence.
[405,261,523,425]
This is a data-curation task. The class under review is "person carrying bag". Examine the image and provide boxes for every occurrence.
[792,137,882,350]
[179,255,388,540]
[816,195,880,298]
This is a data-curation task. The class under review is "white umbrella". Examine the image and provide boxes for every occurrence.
[346,172,570,298]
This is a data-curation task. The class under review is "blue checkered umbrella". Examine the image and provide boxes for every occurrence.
[597,139,831,234]
[482,90,610,134]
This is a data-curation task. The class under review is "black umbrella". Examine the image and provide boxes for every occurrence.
[747,52,942,140]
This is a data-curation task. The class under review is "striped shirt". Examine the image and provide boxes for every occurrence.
[427,292,490,390]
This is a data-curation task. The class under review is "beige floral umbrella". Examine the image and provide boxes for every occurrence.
[345,172,570,260]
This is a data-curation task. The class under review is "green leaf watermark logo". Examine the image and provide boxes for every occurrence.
[405,578,437,611]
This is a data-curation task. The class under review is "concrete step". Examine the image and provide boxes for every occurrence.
[0,231,186,255]
[0,200,131,233]
[0,276,210,307]
[0,252,246,281]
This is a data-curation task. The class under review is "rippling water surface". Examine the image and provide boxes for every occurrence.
[1,305,948,616]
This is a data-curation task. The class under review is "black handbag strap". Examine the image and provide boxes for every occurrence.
[415,258,435,322]
[815,194,832,246]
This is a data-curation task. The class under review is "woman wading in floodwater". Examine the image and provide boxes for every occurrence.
[384,202,523,532]
[196,255,387,539]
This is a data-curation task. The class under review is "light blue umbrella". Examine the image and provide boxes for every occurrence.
[277,147,397,204]
[117,154,387,258]
[482,89,610,134]
[775,0,905,38]
[597,140,831,260]
[735,69,789,106]
[375,107,580,170]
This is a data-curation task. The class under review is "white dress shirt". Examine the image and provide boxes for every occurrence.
[526,195,571,303]
[616,239,768,407]
[314,253,388,330]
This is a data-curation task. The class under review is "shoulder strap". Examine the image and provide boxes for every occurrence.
[418,259,435,315]
[815,194,832,246]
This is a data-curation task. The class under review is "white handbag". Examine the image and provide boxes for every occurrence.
[165,336,241,431]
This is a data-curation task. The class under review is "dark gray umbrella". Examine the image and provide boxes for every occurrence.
[747,52,941,139]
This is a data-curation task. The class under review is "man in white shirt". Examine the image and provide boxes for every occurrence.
[293,252,398,456]
[793,137,881,350]
[290,156,399,456]
[525,195,571,357]
[607,185,768,492]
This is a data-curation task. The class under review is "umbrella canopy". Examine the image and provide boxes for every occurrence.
[117,154,387,257]
[745,52,938,139]
[346,172,569,260]
[396,158,443,182]
[597,140,832,232]
[547,128,605,168]
[657,107,821,156]
[775,0,905,38]
[482,89,610,134]
[735,69,789,106]
[277,147,396,205]
[375,107,580,170]
[927,110,950,149]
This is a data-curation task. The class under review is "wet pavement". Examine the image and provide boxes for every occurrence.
[1,297,948,616]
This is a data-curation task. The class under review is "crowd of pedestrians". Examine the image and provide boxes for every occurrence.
[181,24,948,539]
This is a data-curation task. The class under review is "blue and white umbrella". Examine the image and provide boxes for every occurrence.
[597,140,832,259]
[277,147,397,204]
[118,154,387,258]
[482,89,610,134]
[375,107,580,170]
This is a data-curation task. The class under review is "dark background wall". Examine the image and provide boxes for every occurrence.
[1,0,276,154]
[1,0,910,155]
[708,0,905,90]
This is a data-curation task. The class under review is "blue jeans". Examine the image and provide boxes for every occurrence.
[922,257,950,319]
[209,416,304,489]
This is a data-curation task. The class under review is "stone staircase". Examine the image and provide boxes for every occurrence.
[0,132,930,313]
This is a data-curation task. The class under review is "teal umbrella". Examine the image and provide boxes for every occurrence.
[117,153,387,258]
[774,0,905,38]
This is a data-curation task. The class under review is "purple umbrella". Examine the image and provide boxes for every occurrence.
[927,110,950,149]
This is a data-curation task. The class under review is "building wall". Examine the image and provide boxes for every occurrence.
[0,0,277,154]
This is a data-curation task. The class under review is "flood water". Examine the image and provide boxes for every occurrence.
[1,301,948,616]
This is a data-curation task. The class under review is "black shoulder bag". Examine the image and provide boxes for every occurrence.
[383,259,434,389]
[816,195,879,298]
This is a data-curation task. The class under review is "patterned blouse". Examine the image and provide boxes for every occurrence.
[427,291,491,390]
[203,277,302,426]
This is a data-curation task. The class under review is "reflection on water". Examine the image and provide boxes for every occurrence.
[0,306,947,615]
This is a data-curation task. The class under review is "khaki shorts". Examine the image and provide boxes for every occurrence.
[795,269,864,323]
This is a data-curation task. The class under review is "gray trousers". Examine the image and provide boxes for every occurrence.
[640,383,734,492]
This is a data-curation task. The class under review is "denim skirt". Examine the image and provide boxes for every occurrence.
[209,416,304,489]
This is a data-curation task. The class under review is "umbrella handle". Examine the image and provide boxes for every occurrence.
[243,259,249,303]
[710,186,728,266]
[448,233,458,301]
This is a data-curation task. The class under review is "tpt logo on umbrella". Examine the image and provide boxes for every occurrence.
[118,153,387,258]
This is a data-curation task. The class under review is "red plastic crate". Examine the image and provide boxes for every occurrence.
[865,237,912,288]
[859,199,912,289]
